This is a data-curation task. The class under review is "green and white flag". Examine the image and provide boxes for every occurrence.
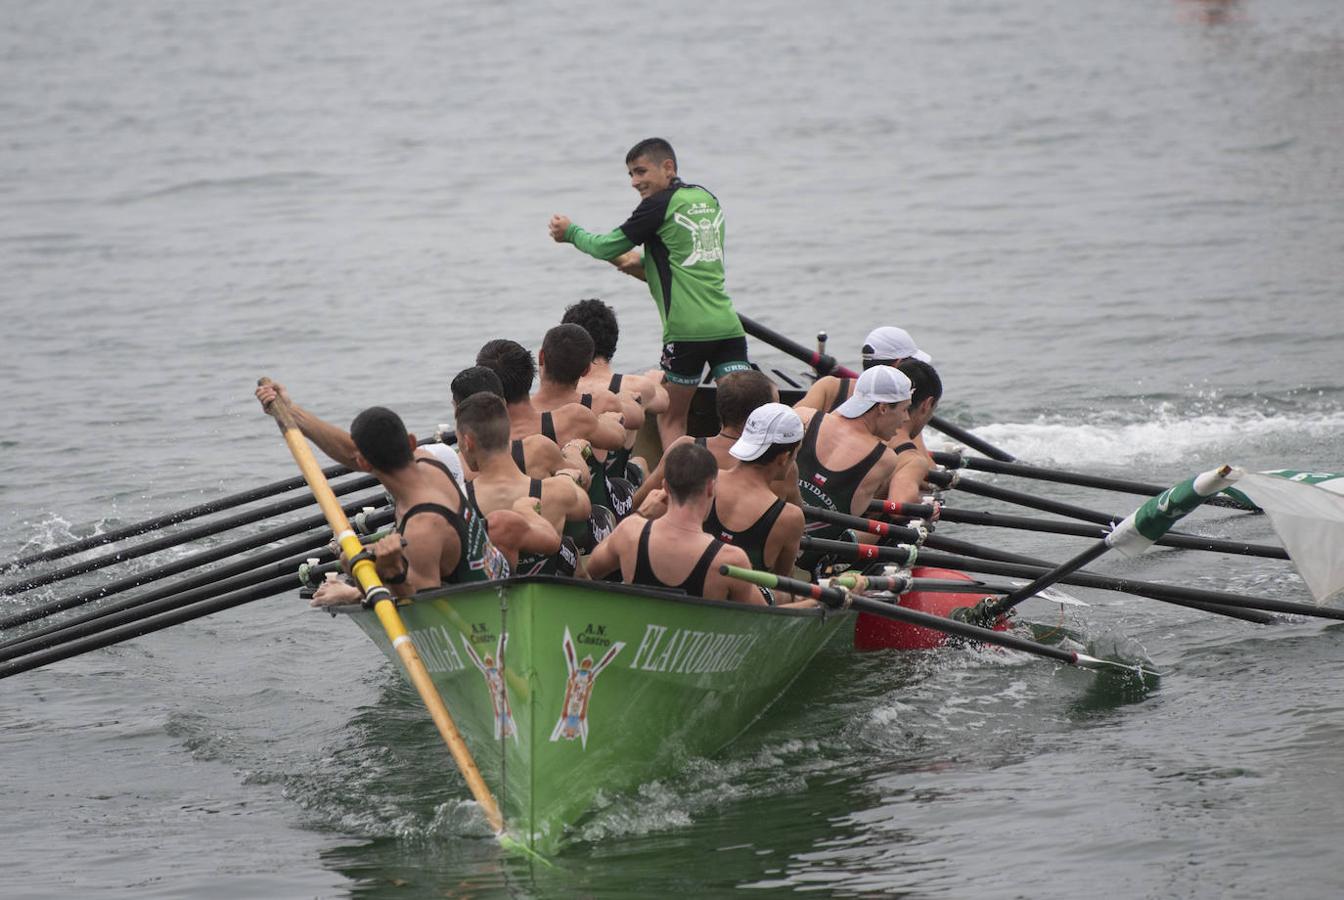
[1235,470,1344,605]
[1105,466,1241,559]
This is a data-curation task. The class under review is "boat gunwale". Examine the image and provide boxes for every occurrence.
[324,573,846,621]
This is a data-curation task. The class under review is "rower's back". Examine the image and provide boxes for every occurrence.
[589,443,761,604]
[793,367,912,575]
[704,403,806,577]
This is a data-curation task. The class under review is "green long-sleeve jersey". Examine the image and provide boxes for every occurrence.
[564,179,745,343]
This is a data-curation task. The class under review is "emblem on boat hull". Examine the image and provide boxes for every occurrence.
[462,633,518,743]
[550,626,624,748]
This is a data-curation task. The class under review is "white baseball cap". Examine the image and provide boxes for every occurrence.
[862,326,932,364]
[729,402,805,461]
[835,365,913,419]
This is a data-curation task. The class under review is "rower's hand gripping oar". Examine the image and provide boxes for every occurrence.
[719,565,1152,677]
[258,378,506,837]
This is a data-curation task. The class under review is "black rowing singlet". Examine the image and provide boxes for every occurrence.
[703,497,786,571]
[828,377,853,413]
[631,520,723,597]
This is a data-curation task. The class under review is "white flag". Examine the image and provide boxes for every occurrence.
[1236,471,1344,605]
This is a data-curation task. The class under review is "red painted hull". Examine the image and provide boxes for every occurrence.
[853,566,1002,651]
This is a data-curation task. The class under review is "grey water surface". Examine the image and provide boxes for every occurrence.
[2,0,1343,896]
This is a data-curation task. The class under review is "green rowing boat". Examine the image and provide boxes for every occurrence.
[340,575,852,854]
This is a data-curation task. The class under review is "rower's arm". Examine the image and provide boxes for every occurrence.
[394,520,458,598]
[635,370,670,414]
[794,377,837,413]
[888,451,933,506]
[286,404,360,468]
[589,409,627,451]
[564,224,637,262]
[585,517,637,580]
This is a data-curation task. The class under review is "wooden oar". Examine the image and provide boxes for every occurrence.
[720,565,1147,675]
[931,450,1254,510]
[258,378,505,836]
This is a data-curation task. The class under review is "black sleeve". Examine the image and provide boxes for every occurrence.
[618,192,671,246]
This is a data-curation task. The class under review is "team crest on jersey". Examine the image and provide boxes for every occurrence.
[549,626,624,748]
[462,633,518,743]
[811,473,828,486]
[674,209,725,266]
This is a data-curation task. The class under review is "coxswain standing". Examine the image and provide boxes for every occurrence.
[549,138,750,448]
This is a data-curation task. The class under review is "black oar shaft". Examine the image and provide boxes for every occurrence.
[928,471,1121,527]
[912,549,1323,623]
[737,314,854,378]
[0,510,395,660]
[1,464,354,574]
[870,501,1285,560]
[0,575,299,680]
[0,494,390,631]
[801,507,919,541]
[0,551,328,664]
[927,416,1016,462]
[932,452,1249,510]
[798,536,1277,624]
[1,473,380,596]
[988,542,1112,616]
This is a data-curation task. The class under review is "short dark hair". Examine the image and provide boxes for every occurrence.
[476,339,536,403]
[540,324,595,386]
[349,406,413,472]
[897,359,943,408]
[663,442,717,504]
[715,370,775,430]
[451,366,505,407]
[626,137,677,169]
[454,392,511,453]
[561,298,620,361]
[745,440,800,467]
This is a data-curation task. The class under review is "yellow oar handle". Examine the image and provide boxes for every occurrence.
[257,376,505,835]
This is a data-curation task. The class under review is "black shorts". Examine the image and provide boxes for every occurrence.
[659,336,751,386]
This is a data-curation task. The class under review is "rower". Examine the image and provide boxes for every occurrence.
[454,392,591,576]
[793,365,912,578]
[533,323,642,517]
[888,359,943,505]
[475,338,626,453]
[795,325,931,416]
[704,402,807,578]
[562,297,671,482]
[446,366,589,486]
[586,443,761,604]
[631,369,795,510]
[253,383,552,604]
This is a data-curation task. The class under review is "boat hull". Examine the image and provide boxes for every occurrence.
[853,566,994,650]
[345,576,850,854]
